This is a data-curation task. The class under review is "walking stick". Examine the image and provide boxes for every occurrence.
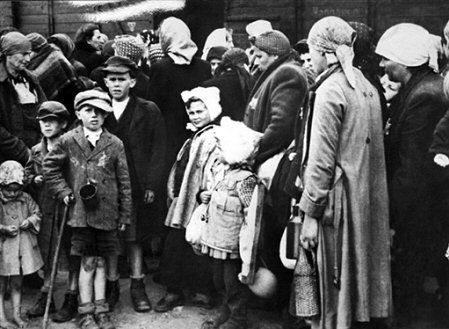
[42,203,70,329]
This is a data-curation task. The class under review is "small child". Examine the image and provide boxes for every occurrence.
[200,118,263,329]
[25,101,81,322]
[0,160,43,328]
[43,89,132,329]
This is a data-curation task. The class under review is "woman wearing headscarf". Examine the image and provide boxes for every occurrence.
[376,23,449,325]
[0,31,46,166]
[202,47,250,121]
[299,16,391,329]
[148,17,211,181]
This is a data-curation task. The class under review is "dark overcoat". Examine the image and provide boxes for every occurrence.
[148,56,211,169]
[0,61,46,165]
[104,95,166,240]
[43,127,132,230]
[244,54,308,165]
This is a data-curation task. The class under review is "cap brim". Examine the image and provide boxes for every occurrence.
[36,113,65,120]
[78,99,113,113]
[102,66,131,74]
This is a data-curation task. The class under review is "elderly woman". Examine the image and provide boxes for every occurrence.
[0,31,46,166]
[376,23,449,325]
[298,16,391,329]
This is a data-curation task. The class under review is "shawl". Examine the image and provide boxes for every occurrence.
[27,44,77,100]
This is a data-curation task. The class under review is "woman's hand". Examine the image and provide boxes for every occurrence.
[2,225,19,237]
[199,191,211,204]
[19,220,31,230]
[300,214,318,250]
[34,175,44,186]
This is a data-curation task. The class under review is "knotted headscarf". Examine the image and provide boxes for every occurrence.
[201,28,233,60]
[307,16,356,88]
[376,23,439,72]
[181,86,222,123]
[0,31,31,58]
[160,17,198,65]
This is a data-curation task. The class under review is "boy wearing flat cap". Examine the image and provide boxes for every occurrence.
[25,101,83,321]
[44,90,132,329]
[102,55,166,313]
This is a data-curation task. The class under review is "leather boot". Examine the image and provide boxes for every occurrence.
[52,291,78,323]
[27,291,55,317]
[105,280,120,311]
[130,278,151,312]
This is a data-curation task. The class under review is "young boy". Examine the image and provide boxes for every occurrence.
[43,90,132,329]
[25,101,82,322]
[102,55,166,312]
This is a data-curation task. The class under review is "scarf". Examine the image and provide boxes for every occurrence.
[160,17,198,65]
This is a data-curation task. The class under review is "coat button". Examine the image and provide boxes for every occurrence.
[366,137,371,144]
[12,215,17,219]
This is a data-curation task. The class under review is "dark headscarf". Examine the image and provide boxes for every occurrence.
[348,21,381,76]
[0,31,31,58]
[47,33,75,60]
[27,33,48,52]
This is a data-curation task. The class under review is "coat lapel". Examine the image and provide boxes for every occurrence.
[73,127,92,158]
[90,130,113,158]
[127,96,141,133]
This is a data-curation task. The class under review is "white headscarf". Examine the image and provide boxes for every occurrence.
[201,28,234,60]
[160,17,198,65]
[375,23,439,72]
[307,16,357,88]
[181,86,222,130]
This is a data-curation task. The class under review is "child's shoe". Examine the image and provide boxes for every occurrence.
[79,314,99,329]
[27,291,55,317]
[130,278,151,312]
[96,313,115,329]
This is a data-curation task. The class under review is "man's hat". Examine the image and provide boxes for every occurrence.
[74,89,112,113]
[36,101,70,120]
[102,55,138,75]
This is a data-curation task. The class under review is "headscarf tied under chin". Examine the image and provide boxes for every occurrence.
[160,17,198,65]
[0,31,31,59]
[181,86,222,131]
[376,23,439,72]
[307,16,356,88]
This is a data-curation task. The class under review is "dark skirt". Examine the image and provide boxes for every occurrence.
[159,227,214,294]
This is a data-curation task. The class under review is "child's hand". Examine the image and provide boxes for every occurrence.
[19,220,31,230]
[34,175,44,186]
[63,194,74,206]
[3,225,18,237]
[118,224,127,232]
[434,154,449,167]
[199,191,211,204]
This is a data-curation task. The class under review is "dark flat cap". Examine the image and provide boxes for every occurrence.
[102,55,138,74]
[37,101,70,120]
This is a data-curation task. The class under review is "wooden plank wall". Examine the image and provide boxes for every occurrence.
[0,1,14,28]
[225,0,449,49]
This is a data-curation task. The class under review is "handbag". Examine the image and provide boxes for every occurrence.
[185,203,208,246]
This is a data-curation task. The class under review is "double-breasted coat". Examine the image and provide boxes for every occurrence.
[104,95,166,240]
[0,191,43,276]
[299,66,392,328]
[43,128,132,230]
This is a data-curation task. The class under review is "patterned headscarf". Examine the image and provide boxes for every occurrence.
[0,31,31,58]
[376,23,438,72]
[0,161,24,186]
[308,16,356,88]
[114,35,145,64]
[160,17,198,65]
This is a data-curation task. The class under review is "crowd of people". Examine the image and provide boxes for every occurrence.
[0,12,449,329]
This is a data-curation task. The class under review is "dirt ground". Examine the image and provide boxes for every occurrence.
[9,258,284,329]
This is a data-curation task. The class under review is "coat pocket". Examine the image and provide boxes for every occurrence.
[322,165,344,227]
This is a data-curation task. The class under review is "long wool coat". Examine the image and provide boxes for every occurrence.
[43,128,132,230]
[104,95,166,240]
[299,66,392,328]
[0,61,47,166]
[244,54,308,166]
[0,191,43,276]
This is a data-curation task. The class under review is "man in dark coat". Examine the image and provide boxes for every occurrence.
[102,56,167,312]
[0,31,47,166]
[376,23,449,325]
